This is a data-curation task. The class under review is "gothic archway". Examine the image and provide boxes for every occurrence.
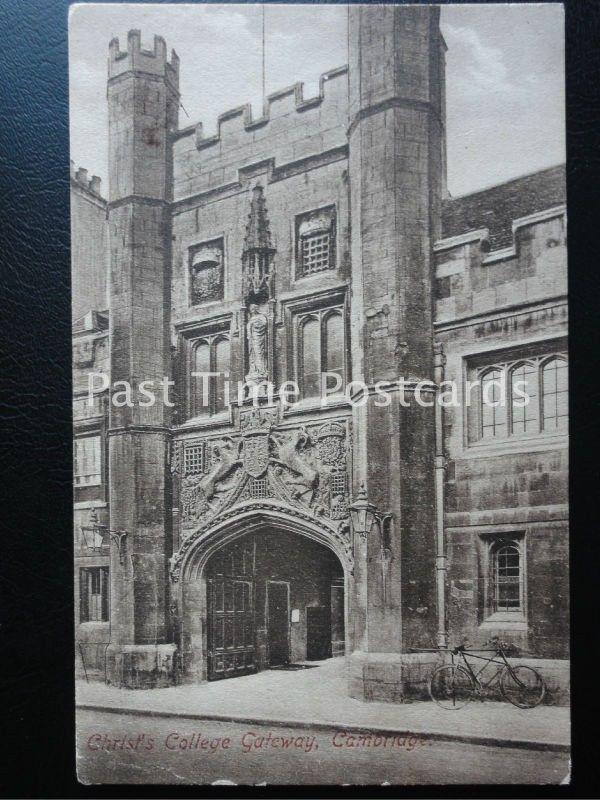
[172,503,352,682]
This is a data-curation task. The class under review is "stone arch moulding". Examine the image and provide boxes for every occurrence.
[170,499,354,585]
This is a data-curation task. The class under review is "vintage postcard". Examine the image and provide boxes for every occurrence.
[71,2,569,785]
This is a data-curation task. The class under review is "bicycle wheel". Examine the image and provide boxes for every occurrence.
[429,665,475,709]
[500,664,545,708]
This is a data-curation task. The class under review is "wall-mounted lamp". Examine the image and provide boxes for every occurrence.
[348,483,378,540]
[349,483,395,603]
[80,508,128,565]
[349,483,393,541]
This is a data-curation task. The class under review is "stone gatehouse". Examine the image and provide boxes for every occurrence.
[72,5,568,700]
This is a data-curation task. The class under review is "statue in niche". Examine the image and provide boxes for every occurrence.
[246,304,268,385]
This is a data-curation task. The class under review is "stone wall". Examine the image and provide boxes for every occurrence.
[435,173,568,662]
[71,165,108,321]
[170,158,349,341]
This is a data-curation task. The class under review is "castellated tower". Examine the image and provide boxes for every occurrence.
[105,31,179,686]
[347,5,447,698]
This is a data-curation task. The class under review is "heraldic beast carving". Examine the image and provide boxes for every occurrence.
[270,426,318,504]
[178,413,350,527]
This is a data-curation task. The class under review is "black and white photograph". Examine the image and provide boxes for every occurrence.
[68,1,570,786]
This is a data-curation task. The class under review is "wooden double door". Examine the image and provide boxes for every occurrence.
[205,531,344,681]
[206,538,292,680]
[206,539,257,681]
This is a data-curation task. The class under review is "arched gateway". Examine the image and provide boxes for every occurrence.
[171,503,352,682]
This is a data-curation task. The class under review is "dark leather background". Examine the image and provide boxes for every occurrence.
[0,0,598,796]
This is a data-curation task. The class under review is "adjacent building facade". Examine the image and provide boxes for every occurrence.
[73,5,568,699]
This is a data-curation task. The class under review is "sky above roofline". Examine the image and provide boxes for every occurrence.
[69,3,565,198]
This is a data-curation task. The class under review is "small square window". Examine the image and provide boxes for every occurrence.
[295,207,336,278]
[249,478,269,498]
[301,232,331,274]
[184,443,206,475]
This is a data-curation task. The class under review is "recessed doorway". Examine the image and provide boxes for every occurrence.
[204,528,345,681]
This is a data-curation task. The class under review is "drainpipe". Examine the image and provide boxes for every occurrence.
[434,343,448,649]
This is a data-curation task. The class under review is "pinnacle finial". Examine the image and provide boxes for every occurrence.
[243,184,274,254]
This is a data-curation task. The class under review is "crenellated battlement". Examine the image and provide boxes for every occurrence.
[434,204,566,265]
[70,160,104,199]
[108,29,179,89]
[174,65,348,150]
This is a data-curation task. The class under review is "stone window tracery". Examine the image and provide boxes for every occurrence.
[487,538,525,618]
[493,542,522,613]
[468,349,568,443]
[190,334,231,417]
[541,357,568,431]
[296,307,346,399]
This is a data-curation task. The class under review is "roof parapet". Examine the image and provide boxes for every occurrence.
[178,65,348,150]
[434,205,566,264]
[108,29,179,89]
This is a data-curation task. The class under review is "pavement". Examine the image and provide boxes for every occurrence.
[76,658,570,752]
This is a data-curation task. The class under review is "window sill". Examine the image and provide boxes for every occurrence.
[464,432,567,458]
[78,621,110,629]
[294,267,336,281]
[282,393,351,417]
[188,297,225,311]
[74,500,108,510]
[480,616,527,632]
[177,410,233,430]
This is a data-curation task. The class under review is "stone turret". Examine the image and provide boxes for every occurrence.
[105,30,179,687]
[347,4,446,700]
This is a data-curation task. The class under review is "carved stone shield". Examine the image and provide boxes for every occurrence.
[242,430,270,478]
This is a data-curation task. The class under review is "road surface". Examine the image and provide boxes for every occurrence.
[77,709,569,785]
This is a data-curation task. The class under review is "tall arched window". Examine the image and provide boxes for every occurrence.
[481,368,507,439]
[214,337,230,413]
[510,362,538,434]
[193,340,211,417]
[542,357,568,431]
[492,541,523,614]
[300,316,321,398]
[296,305,347,400]
[324,312,345,395]
[190,334,230,418]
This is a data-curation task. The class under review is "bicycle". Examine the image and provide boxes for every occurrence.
[429,639,546,710]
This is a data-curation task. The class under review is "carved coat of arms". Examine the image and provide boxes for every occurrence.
[241,430,270,478]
